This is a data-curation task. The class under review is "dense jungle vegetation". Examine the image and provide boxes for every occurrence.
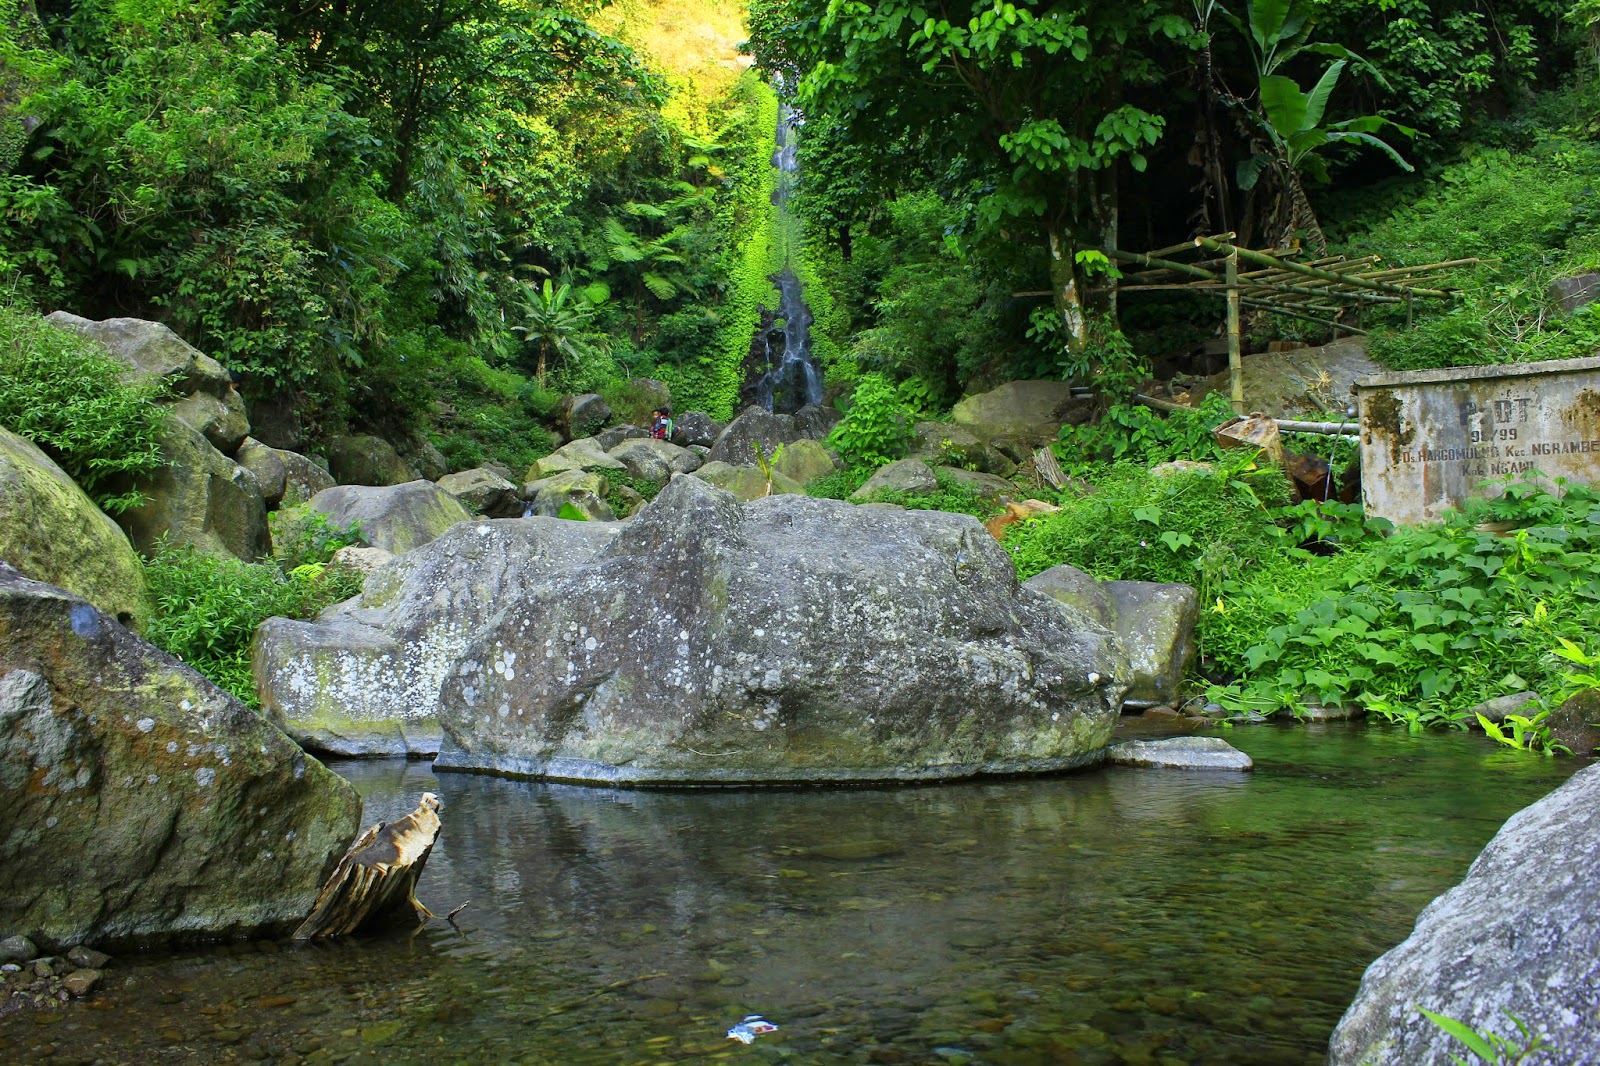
[3,0,1599,739]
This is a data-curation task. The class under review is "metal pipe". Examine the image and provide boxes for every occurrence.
[1130,393,1358,436]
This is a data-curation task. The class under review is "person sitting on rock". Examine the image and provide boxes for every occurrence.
[650,407,674,441]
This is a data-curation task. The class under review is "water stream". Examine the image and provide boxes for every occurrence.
[748,104,823,415]
[1,724,1579,1065]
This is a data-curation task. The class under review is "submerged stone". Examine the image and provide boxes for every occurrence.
[433,474,1128,785]
[1106,737,1253,771]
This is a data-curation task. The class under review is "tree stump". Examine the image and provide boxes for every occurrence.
[292,792,463,939]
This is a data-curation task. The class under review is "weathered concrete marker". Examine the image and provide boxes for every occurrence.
[1355,355,1600,525]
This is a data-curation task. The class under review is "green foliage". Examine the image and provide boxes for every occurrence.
[1003,460,1290,586]
[1205,476,1600,731]
[1417,1006,1550,1066]
[804,466,873,500]
[827,372,915,470]
[1055,394,1236,478]
[605,469,664,517]
[0,305,168,512]
[267,506,366,571]
[432,355,554,474]
[142,542,364,707]
[854,471,1000,520]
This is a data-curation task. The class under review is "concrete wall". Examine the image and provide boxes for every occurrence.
[1355,355,1600,525]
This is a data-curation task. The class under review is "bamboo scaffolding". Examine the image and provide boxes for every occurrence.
[1192,236,1454,298]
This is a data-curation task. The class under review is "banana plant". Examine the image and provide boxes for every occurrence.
[1222,0,1414,250]
[512,279,597,384]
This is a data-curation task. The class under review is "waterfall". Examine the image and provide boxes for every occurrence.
[748,103,824,414]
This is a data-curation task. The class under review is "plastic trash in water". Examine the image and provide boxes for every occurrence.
[726,1015,779,1043]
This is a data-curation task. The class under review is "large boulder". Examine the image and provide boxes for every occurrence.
[255,519,620,757]
[706,406,805,466]
[233,437,288,508]
[118,420,270,561]
[237,439,334,511]
[912,421,1017,476]
[437,467,522,518]
[1195,336,1377,418]
[308,481,471,555]
[562,393,613,439]
[951,381,1091,441]
[397,435,448,482]
[529,437,627,480]
[850,458,939,500]
[1328,763,1600,1066]
[325,433,418,487]
[521,468,616,520]
[432,475,1129,785]
[43,313,232,399]
[0,565,359,949]
[935,466,1015,508]
[168,390,250,456]
[671,411,723,448]
[607,438,704,483]
[1025,564,1198,709]
[0,427,148,627]
[793,403,842,441]
[772,438,838,485]
[691,460,805,501]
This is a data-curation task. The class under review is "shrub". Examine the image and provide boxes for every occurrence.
[854,471,1000,520]
[142,542,364,708]
[1205,476,1600,732]
[1003,459,1291,588]
[827,372,914,470]
[1054,393,1236,479]
[268,505,366,570]
[0,305,168,512]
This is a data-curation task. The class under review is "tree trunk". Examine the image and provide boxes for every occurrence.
[293,792,461,939]
[1047,226,1088,355]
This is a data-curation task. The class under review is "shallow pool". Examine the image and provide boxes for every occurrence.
[0,723,1580,1065]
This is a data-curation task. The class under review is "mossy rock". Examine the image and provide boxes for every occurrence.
[0,427,149,629]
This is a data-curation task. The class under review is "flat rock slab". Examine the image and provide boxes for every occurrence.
[1106,737,1253,771]
[1329,763,1600,1065]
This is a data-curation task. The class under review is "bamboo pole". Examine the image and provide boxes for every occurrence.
[1239,296,1368,335]
[1194,236,1454,298]
[1226,247,1243,415]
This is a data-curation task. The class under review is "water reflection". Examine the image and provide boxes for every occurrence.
[0,725,1579,1066]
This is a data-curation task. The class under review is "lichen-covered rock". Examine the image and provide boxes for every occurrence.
[437,467,522,518]
[706,406,805,466]
[433,475,1129,786]
[595,425,649,451]
[529,437,626,480]
[1025,564,1198,709]
[691,460,804,501]
[1106,737,1252,771]
[255,520,619,756]
[1329,763,1600,1066]
[308,481,471,555]
[234,438,288,507]
[0,565,359,949]
[280,450,335,508]
[118,420,269,561]
[671,411,722,448]
[912,422,1017,476]
[1195,336,1377,418]
[562,393,612,439]
[169,390,250,456]
[793,403,842,441]
[521,468,616,520]
[771,438,837,485]
[607,438,703,483]
[934,467,1014,507]
[0,427,148,628]
[325,434,418,487]
[951,381,1090,440]
[43,314,232,399]
[850,458,938,500]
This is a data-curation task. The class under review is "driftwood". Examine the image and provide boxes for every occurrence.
[292,792,466,939]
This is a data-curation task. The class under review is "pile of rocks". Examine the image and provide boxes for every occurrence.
[0,936,111,1010]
